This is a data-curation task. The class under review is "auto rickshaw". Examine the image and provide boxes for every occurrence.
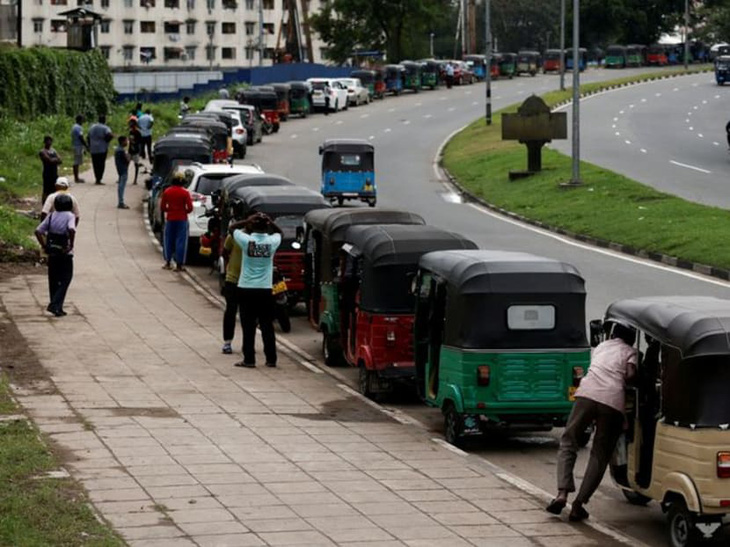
[385,64,404,95]
[350,69,376,100]
[222,185,330,304]
[401,61,422,93]
[592,296,730,547]
[372,67,386,99]
[253,87,281,133]
[626,44,646,67]
[605,45,627,68]
[271,83,291,122]
[543,49,563,72]
[498,53,517,78]
[150,136,212,182]
[565,48,587,71]
[516,51,540,76]
[647,44,668,66]
[421,60,441,89]
[303,209,426,357]
[464,54,486,80]
[333,225,477,398]
[489,54,501,79]
[414,250,590,445]
[180,116,231,163]
[287,81,311,117]
[319,139,376,207]
[716,55,730,85]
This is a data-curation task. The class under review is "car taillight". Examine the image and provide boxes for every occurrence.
[572,366,585,387]
[718,452,730,478]
[191,192,207,204]
[235,128,244,134]
[386,330,396,346]
[477,365,490,387]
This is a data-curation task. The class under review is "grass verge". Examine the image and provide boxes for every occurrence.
[442,66,730,271]
[0,376,122,546]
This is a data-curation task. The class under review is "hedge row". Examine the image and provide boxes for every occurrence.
[0,45,115,120]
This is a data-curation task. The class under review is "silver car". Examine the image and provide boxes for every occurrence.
[337,78,370,106]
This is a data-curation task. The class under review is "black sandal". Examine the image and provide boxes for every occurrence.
[546,498,567,515]
[568,504,589,522]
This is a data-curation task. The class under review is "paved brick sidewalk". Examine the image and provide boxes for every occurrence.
[0,168,618,547]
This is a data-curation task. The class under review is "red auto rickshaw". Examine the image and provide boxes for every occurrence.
[332,224,476,398]
[543,49,563,73]
[271,83,291,121]
[241,88,281,133]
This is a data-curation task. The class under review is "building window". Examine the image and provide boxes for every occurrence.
[100,46,111,59]
[140,47,156,62]
[124,0,132,6]
[101,0,110,7]
[185,20,196,34]
[123,46,134,61]
[141,21,156,33]
[263,47,274,59]
[34,0,43,5]
[245,0,253,8]
[187,0,195,8]
[77,0,93,5]
[206,21,215,35]
[185,46,196,60]
[100,19,110,33]
[50,20,67,32]
[141,0,156,6]
[222,0,237,8]
[245,47,253,60]
[222,22,235,34]
[263,22,274,35]
[50,0,68,4]
[262,0,273,8]
[206,0,215,9]
[123,20,134,33]
[164,47,183,60]
[164,0,180,7]
[221,47,235,59]
[245,22,255,35]
[164,22,181,33]
[206,45,216,61]
[33,19,44,33]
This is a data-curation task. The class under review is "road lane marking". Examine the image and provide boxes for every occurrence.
[383,128,391,133]
[655,93,662,97]
[415,102,422,106]
[335,120,343,125]
[448,107,455,112]
[698,133,704,138]
[640,148,647,154]
[439,97,447,101]
[423,114,433,119]
[472,101,478,106]
[619,110,624,114]
[360,114,369,119]
[673,87,679,91]
[670,160,711,174]
[624,140,631,145]
[313,127,320,131]
[613,117,619,122]
[714,142,721,146]
[702,100,708,104]
[693,105,699,110]
[629,104,634,108]
[388,108,395,112]
[641,98,647,102]
[612,125,616,129]
[368,135,375,140]
[290,134,298,139]
[716,95,721,99]
[615,131,620,136]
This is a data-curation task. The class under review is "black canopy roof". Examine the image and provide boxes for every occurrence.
[344,224,476,267]
[272,83,291,91]
[154,135,212,152]
[189,110,234,128]
[305,209,425,242]
[287,81,309,89]
[230,185,330,215]
[605,297,730,358]
[320,139,374,154]
[180,117,228,134]
[222,174,294,195]
[419,250,585,295]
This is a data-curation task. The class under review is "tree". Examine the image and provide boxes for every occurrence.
[695,0,730,43]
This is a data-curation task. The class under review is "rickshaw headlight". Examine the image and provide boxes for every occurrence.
[477,365,490,387]
[572,366,585,387]
[717,452,730,478]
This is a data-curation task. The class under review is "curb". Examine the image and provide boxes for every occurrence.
[441,67,730,283]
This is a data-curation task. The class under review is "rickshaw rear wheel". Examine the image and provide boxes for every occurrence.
[622,490,652,506]
[668,500,699,547]
[443,402,464,446]
[358,365,377,399]
[322,329,342,367]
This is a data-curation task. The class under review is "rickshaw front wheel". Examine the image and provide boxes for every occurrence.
[668,500,699,547]
[443,402,464,446]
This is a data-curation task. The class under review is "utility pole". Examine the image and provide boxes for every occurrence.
[430,32,434,58]
[258,0,265,66]
[485,0,492,125]
[16,0,22,47]
[684,0,689,70]
[467,0,476,55]
[569,0,581,185]
[559,0,565,91]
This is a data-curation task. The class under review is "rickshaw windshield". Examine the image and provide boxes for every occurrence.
[717,62,730,70]
[323,151,374,172]
[275,215,304,245]
[607,47,625,56]
[361,264,417,313]
[663,354,730,427]
[545,51,560,60]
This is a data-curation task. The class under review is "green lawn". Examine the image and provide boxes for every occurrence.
[0,376,122,546]
[443,66,730,270]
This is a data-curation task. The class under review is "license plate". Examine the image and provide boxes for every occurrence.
[568,386,577,401]
[272,281,287,295]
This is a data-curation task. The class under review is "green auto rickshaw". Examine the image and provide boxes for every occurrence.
[287,81,311,118]
[421,60,441,89]
[499,53,517,78]
[303,208,425,365]
[414,250,591,445]
[401,61,422,93]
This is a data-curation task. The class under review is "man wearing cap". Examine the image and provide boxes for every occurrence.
[41,177,81,227]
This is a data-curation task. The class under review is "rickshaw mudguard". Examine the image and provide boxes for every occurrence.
[440,385,466,414]
[319,310,339,337]
[662,473,702,512]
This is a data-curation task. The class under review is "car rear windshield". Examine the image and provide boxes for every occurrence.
[311,82,327,90]
[224,108,251,123]
[196,174,237,195]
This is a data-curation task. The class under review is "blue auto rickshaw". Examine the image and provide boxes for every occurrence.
[464,54,486,80]
[319,139,376,207]
[384,64,404,95]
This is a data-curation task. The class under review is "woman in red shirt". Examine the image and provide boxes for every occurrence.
[161,173,193,271]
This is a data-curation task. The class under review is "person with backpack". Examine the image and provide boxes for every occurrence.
[35,194,77,317]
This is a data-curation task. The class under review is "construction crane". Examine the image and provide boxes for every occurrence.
[275,0,314,63]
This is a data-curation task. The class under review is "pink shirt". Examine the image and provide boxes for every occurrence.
[575,338,637,413]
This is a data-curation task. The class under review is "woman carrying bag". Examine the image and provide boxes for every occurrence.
[35,193,77,317]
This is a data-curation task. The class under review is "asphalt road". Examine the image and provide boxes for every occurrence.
[552,71,730,208]
[185,67,730,547]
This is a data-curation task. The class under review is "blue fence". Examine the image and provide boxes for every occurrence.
[116,63,353,103]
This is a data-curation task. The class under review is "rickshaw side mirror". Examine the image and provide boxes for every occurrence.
[589,319,604,347]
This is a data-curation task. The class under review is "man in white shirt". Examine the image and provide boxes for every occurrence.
[41,177,80,227]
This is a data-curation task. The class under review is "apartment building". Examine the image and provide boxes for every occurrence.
[20,0,327,68]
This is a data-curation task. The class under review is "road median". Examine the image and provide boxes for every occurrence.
[442,66,730,279]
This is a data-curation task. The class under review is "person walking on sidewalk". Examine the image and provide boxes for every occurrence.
[39,136,62,203]
[41,177,80,227]
[233,213,282,368]
[161,173,193,271]
[128,119,143,185]
[547,322,637,522]
[221,219,247,355]
[88,115,113,185]
[35,194,76,317]
[71,115,88,184]
[138,109,154,161]
[114,136,131,209]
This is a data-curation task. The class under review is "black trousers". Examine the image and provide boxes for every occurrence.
[223,281,242,344]
[91,152,106,183]
[48,254,73,312]
[141,136,153,159]
[238,288,276,365]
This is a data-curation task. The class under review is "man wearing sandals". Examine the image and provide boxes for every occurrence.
[161,173,193,272]
[547,323,637,522]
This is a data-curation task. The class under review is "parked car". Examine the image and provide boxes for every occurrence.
[306,78,349,112]
[451,61,475,85]
[205,99,263,146]
[337,78,370,106]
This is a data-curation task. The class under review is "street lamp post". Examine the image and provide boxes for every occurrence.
[569,0,582,185]
[485,0,492,125]
[559,0,566,91]
[430,33,435,58]
[684,0,690,70]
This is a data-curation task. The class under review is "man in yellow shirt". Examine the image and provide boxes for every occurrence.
[221,230,243,354]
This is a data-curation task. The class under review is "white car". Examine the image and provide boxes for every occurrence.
[204,100,249,157]
[337,78,370,106]
[306,78,349,112]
